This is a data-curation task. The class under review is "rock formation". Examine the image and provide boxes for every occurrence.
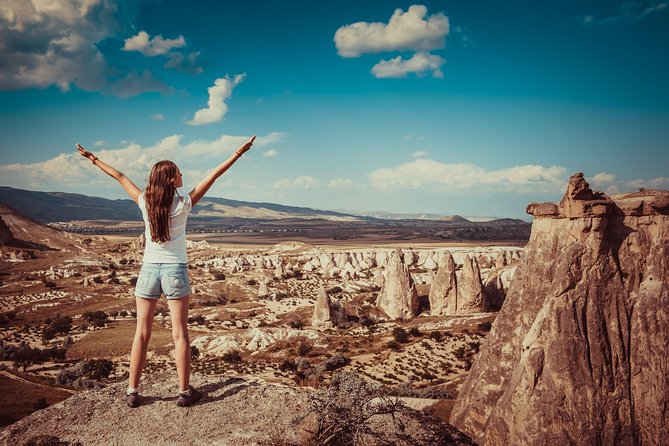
[428,251,458,315]
[311,286,344,328]
[456,255,484,314]
[450,173,669,445]
[376,249,419,320]
[257,280,269,298]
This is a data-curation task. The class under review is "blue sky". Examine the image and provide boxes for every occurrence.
[0,0,668,218]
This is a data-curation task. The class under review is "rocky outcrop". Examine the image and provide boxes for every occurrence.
[450,173,669,446]
[0,372,476,446]
[376,249,419,320]
[429,251,458,315]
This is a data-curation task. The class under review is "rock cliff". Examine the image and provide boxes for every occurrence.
[450,173,669,445]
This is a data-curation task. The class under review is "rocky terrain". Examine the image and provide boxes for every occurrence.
[0,371,479,446]
[450,173,669,445]
[0,200,522,442]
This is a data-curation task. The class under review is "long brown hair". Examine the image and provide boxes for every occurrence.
[145,160,179,243]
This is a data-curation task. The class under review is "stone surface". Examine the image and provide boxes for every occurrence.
[451,175,669,446]
[376,249,419,320]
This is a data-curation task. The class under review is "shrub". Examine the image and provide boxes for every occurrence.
[222,350,242,363]
[24,435,83,446]
[408,327,422,337]
[289,320,304,329]
[392,327,409,343]
[213,272,226,281]
[297,341,313,357]
[33,398,49,410]
[190,345,200,359]
[322,354,351,371]
[82,311,108,328]
[187,314,206,325]
[386,341,402,352]
[247,279,258,286]
[279,359,297,372]
[55,359,113,387]
[429,331,444,342]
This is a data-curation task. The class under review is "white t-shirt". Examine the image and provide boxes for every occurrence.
[137,190,192,263]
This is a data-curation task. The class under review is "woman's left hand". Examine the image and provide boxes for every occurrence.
[76,143,96,162]
[236,135,256,156]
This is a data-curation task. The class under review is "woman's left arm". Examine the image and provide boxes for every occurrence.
[76,144,141,203]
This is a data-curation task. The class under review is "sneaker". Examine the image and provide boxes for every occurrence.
[125,391,140,408]
[177,386,202,407]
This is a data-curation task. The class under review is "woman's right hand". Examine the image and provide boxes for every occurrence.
[235,135,256,157]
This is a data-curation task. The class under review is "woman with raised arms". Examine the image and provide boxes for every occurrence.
[76,136,255,407]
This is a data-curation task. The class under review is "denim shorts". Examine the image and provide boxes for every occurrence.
[134,263,191,300]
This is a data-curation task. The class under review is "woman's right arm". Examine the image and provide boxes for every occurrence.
[189,136,255,206]
[77,144,141,203]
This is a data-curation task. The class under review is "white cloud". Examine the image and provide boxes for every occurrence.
[187,74,246,126]
[328,178,353,188]
[590,172,616,185]
[627,177,669,189]
[272,176,320,189]
[151,113,166,121]
[334,5,449,57]
[0,0,170,97]
[94,140,106,147]
[413,151,430,158]
[0,131,284,193]
[369,159,567,193]
[262,149,279,157]
[122,30,185,57]
[372,52,444,78]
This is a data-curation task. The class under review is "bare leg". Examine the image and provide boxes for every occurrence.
[128,297,158,389]
[168,295,191,392]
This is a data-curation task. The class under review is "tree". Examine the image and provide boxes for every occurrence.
[12,342,45,372]
[306,371,408,445]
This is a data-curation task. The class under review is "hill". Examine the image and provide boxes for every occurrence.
[0,187,362,223]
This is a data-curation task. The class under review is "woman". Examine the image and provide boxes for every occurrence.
[77,136,255,407]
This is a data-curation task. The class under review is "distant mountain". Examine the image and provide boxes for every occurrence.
[0,187,363,223]
[337,209,473,222]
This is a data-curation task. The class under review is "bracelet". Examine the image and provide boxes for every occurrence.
[235,151,242,157]
[91,156,98,165]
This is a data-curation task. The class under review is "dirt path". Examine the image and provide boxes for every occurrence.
[0,370,76,394]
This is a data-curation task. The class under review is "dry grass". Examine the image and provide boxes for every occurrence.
[66,320,174,359]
